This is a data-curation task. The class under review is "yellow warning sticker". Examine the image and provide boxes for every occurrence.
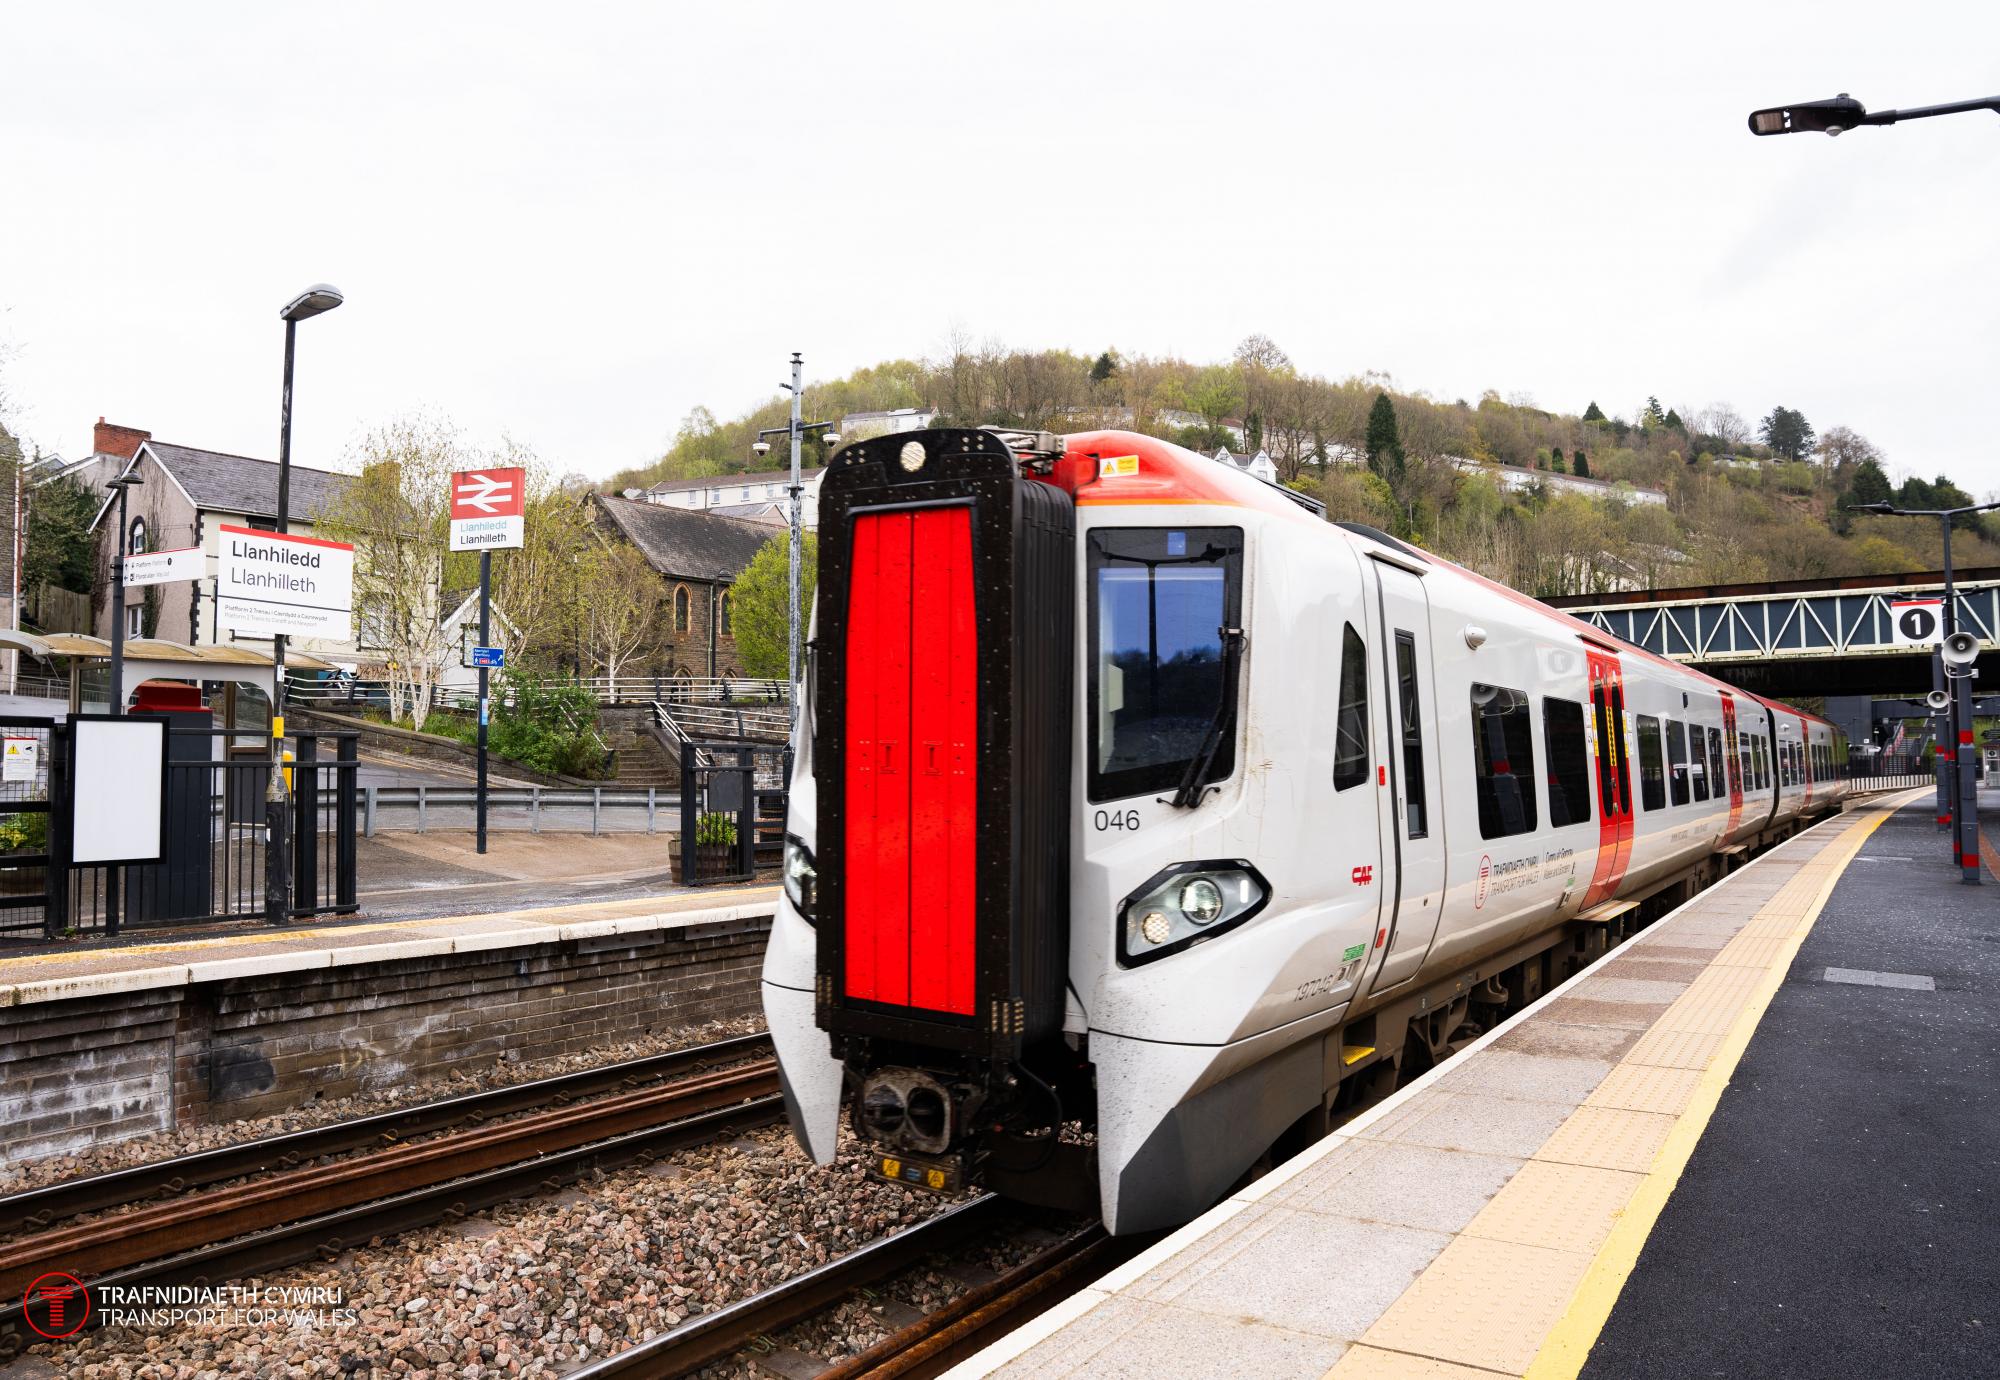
[1099,454,1140,478]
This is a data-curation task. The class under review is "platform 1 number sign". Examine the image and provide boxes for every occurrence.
[1889,598,1945,649]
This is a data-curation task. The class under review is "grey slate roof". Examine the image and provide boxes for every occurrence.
[594,494,775,582]
[146,441,352,520]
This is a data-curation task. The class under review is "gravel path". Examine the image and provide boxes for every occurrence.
[0,1015,766,1199]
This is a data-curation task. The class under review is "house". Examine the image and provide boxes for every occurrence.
[1449,457,1668,507]
[69,419,366,658]
[590,495,776,678]
[642,467,825,528]
[1211,447,1279,485]
[839,406,938,439]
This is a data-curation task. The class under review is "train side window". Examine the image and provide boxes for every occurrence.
[1543,697,1591,828]
[1689,722,1710,803]
[1472,684,1538,838]
[1666,719,1691,806]
[1707,726,1725,798]
[1637,714,1666,811]
[1739,736,1752,795]
[1332,623,1369,791]
[1757,737,1770,791]
[1394,632,1427,835]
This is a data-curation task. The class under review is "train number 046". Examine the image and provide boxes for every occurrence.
[1093,809,1142,832]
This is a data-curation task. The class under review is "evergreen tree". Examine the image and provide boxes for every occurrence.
[1551,452,1567,474]
[1847,459,1892,506]
[1364,392,1404,481]
[23,475,99,598]
[1759,406,1816,460]
[1663,409,1685,432]
[1643,396,1665,429]
[1089,350,1117,384]
[1581,401,1606,423]
[1572,450,1590,479]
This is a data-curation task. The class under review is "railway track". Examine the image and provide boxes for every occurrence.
[565,1198,1144,1380]
[0,1035,782,1356]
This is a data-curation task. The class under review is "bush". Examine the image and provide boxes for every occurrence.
[487,672,611,779]
[0,812,48,854]
[695,811,738,847]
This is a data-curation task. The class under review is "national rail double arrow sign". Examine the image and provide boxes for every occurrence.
[449,467,526,550]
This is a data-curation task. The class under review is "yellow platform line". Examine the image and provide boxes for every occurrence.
[1519,794,1906,1380]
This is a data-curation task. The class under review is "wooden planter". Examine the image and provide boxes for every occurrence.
[674,839,738,884]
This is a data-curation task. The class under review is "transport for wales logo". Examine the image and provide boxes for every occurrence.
[23,1273,90,1340]
[20,1276,355,1338]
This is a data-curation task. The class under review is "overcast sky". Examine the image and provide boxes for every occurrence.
[4,2,1998,489]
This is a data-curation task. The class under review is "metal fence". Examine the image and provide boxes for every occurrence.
[360,785,683,836]
[0,721,359,941]
[285,673,790,711]
[678,741,788,885]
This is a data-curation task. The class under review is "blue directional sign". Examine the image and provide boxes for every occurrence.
[471,645,505,669]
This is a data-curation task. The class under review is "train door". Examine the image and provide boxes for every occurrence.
[1364,559,1445,993]
[1580,649,1634,910]
[1720,695,1745,839]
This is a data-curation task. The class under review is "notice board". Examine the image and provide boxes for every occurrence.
[69,715,169,864]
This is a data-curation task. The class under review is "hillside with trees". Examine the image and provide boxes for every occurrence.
[613,337,2000,599]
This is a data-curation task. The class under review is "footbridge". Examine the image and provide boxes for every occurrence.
[1546,565,2000,696]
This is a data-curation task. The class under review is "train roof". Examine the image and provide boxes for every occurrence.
[1048,429,1835,731]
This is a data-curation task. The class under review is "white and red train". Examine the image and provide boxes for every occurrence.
[763,428,1849,1233]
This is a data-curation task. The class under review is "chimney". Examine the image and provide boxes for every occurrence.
[94,417,151,459]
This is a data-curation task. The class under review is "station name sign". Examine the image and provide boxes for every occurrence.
[215,525,355,640]
[450,468,526,551]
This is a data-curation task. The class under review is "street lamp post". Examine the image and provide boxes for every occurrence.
[266,283,344,926]
[1848,499,2000,884]
[105,468,144,715]
[753,356,839,739]
[1755,90,2000,881]
[1748,91,2000,137]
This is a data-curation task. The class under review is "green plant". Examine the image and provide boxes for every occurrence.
[695,812,738,847]
[488,672,611,778]
[0,812,49,853]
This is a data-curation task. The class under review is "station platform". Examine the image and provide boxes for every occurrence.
[0,885,781,1167]
[954,788,1993,1380]
[0,883,780,1008]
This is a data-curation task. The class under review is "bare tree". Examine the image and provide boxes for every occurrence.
[317,416,463,731]
[1693,403,1752,451]
[578,542,665,682]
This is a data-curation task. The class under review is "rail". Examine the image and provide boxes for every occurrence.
[287,673,790,710]
[0,1043,784,1353]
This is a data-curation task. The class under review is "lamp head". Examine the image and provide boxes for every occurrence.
[280,283,345,322]
[820,430,840,447]
[1749,94,1868,136]
[752,439,772,457]
[1846,501,1895,515]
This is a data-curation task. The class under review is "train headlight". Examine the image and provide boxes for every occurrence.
[1179,878,1224,925]
[783,835,817,922]
[1118,860,1270,966]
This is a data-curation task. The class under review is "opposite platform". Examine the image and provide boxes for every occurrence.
[0,883,780,1007]
[952,790,1942,1380]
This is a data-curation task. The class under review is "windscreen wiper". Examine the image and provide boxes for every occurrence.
[1167,626,1245,809]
